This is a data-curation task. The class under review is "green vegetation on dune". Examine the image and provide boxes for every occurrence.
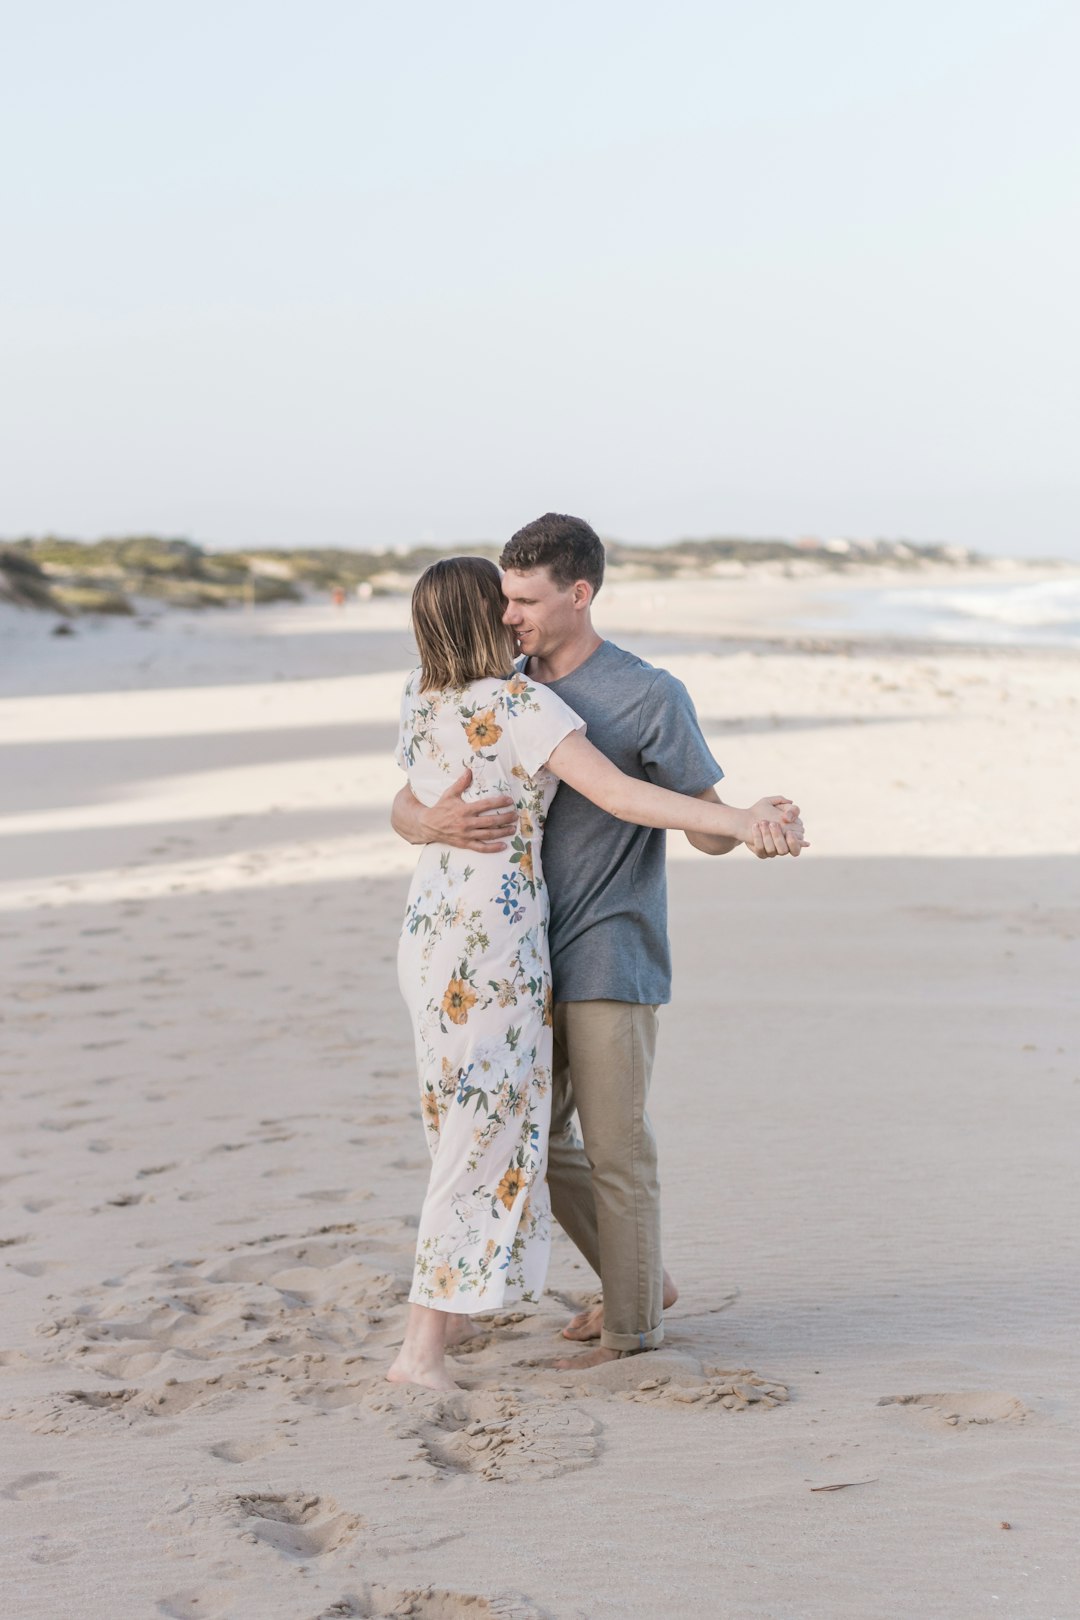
[235,544,500,590]
[1,531,986,618]
[0,546,64,611]
[2,536,302,615]
[50,583,134,615]
[21,535,207,574]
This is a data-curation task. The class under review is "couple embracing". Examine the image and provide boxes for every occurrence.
[388,513,807,1391]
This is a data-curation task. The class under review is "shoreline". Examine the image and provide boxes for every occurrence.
[5,559,1080,659]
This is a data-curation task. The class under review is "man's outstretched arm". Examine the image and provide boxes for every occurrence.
[391,769,520,853]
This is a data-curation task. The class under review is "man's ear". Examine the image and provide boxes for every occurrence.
[572,580,593,610]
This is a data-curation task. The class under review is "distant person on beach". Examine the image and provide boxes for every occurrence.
[387,527,807,1390]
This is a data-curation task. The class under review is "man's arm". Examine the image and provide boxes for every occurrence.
[391,769,520,853]
[685,785,805,857]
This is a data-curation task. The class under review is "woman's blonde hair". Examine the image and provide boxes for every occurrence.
[411,556,517,693]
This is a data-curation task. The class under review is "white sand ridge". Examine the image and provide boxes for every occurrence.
[157,1586,550,1620]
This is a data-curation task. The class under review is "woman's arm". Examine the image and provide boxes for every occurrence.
[546,731,808,852]
[683,785,806,857]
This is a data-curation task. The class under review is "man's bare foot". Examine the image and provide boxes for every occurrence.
[561,1271,679,1341]
[386,1352,460,1392]
[549,1344,625,1370]
[444,1314,483,1348]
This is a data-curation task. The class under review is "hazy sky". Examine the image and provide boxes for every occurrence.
[3,2,1078,557]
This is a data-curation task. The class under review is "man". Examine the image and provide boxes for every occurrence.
[391,513,804,1365]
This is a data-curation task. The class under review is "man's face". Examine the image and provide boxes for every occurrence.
[500,567,580,660]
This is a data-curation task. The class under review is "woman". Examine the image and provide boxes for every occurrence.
[390,556,804,1390]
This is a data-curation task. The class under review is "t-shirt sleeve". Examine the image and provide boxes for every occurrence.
[507,681,587,777]
[637,669,723,795]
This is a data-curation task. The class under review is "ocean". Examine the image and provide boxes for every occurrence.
[799,574,1080,649]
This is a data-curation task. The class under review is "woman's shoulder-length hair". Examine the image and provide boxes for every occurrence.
[411,555,516,694]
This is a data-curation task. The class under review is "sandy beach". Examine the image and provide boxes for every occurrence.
[2,576,1078,1619]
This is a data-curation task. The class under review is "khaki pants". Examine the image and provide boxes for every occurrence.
[548,1000,663,1352]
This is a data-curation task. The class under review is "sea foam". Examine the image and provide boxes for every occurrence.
[806,575,1080,647]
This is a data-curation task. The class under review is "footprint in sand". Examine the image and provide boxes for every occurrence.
[2,1470,61,1500]
[877,1391,1029,1428]
[372,1389,601,1483]
[209,1435,287,1463]
[230,1491,363,1560]
[27,1535,81,1565]
[158,1589,239,1620]
[313,1590,549,1619]
[5,1375,238,1434]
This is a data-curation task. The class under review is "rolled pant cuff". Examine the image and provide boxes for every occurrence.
[600,1323,665,1353]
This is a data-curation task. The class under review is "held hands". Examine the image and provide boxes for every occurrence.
[419,769,518,853]
[743,796,809,859]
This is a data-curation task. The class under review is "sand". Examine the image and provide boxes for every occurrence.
[1,579,1078,1619]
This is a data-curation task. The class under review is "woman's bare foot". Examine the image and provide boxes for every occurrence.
[385,1351,460,1392]
[386,1301,459,1391]
[561,1270,679,1341]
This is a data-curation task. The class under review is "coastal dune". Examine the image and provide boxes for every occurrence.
[1,582,1077,1618]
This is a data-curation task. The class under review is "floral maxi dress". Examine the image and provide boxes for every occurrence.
[396,669,585,1313]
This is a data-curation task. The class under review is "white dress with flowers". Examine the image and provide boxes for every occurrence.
[396,668,585,1313]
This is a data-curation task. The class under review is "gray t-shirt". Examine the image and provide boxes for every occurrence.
[537,639,723,1006]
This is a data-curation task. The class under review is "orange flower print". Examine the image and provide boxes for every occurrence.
[465,709,502,750]
[496,1164,526,1209]
[505,675,529,697]
[517,845,534,883]
[422,1088,441,1134]
[433,1263,459,1299]
[543,982,554,1027]
[442,977,477,1025]
[519,808,534,837]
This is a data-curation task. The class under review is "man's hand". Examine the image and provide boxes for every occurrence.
[744,797,809,858]
[393,769,519,853]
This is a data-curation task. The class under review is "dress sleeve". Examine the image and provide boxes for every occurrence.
[395,670,418,773]
[505,679,586,776]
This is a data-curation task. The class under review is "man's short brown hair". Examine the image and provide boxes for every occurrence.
[500,512,605,596]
